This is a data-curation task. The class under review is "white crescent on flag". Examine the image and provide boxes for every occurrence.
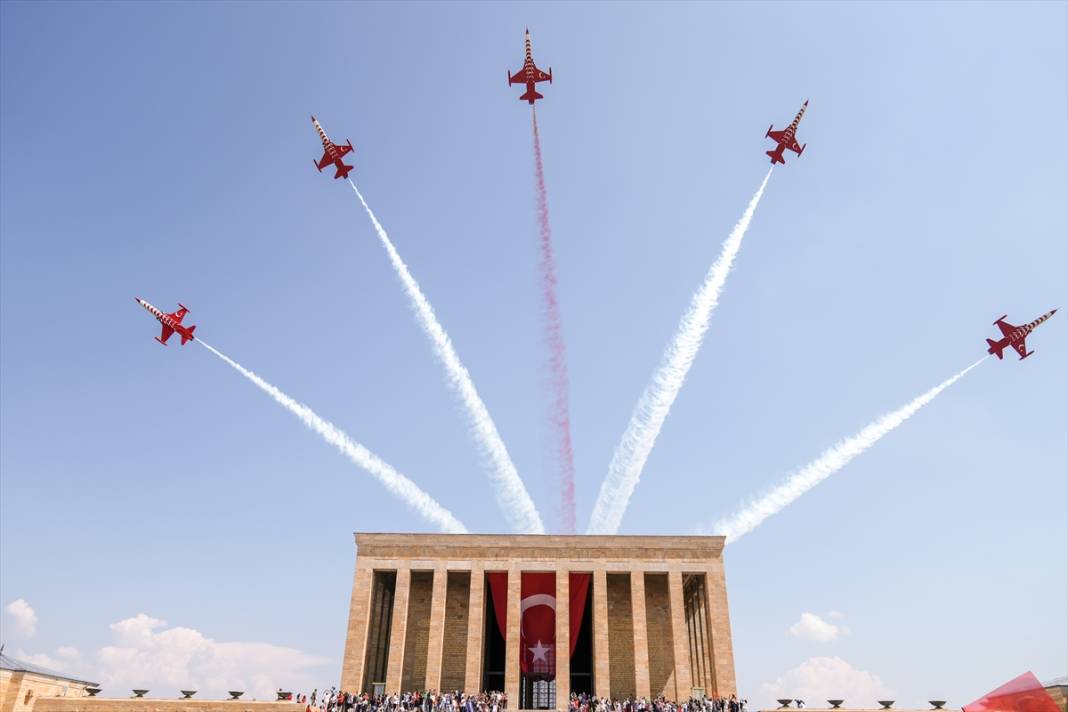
[519,588,557,672]
[520,593,556,616]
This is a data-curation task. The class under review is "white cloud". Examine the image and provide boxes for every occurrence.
[93,614,331,697]
[57,646,82,660]
[11,646,84,676]
[14,612,332,699]
[788,612,844,642]
[5,598,39,637]
[757,656,892,710]
[14,648,63,670]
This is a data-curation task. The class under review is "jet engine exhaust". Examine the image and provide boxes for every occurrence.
[713,356,989,544]
[197,339,467,533]
[587,168,774,535]
[346,179,545,535]
[532,107,577,534]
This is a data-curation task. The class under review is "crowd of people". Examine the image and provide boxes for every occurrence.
[567,692,747,712]
[285,689,746,712]
[287,690,508,712]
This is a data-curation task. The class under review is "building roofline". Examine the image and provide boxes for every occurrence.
[352,532,726,559]
[0,651,98,685]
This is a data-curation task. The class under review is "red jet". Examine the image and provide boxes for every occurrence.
[765,100,808,165]
[986,309,1057,360]
[311,115,354,180]
[136,298,196,346]
[508,29,552,105]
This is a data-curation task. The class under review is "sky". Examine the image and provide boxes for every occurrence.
[1,0,1065,703]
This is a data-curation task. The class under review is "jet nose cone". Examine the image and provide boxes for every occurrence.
[311,115,316,122]
[804,100,809,105]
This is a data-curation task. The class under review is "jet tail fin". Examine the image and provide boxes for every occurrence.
[334,162,353,180]
[766,149,785,165]
[986,338,1005,360]
[520,89,543,103]
[181,325,197,345]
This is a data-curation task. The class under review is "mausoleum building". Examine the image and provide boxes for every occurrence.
[340,534,736,709]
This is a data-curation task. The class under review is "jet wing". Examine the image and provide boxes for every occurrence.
[159,325,174,344]
[767,129,786,143]
[317,150,334,170]
[335,143,353,158]
[1012,339,1029,358]
[509,67,527,85]
[531,65,551,83]
[787,137,804,155]
[995,319,1018,337]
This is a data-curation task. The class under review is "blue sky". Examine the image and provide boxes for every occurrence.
[1,0,1065,701]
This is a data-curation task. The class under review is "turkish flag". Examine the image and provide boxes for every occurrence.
[521,573,556,676]
[963,672,1060,712]
[485,572,592,679]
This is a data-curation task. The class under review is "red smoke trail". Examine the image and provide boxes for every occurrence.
[532,107,577,534]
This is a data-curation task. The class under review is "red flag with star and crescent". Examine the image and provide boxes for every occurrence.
[486,572,591,678]
[520,573,556,675]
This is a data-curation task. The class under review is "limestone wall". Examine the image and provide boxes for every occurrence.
[606,574,635,699]
[644,574,675,700]
[35,699,303,712]
[440,572,472,692]
[400,571,433,691]
[1,672,95,712]
[1045,685,1066,712]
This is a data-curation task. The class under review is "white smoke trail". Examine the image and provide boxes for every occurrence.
[587,168,774,535]
[714,356,988,544]
[198,339,467,534]
[347,179,545,535]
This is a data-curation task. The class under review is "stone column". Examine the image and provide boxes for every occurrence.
[592,569,611,699]
[630,573,651,699]
[464,567,485,693]
[555,570,570,710]
[704,564,736,696]
[341,567,375,690]
[666,571,693,700]
[385,568,411,694]
[424,566,449,691]
[692,579,711,691]
[504,568,522,707]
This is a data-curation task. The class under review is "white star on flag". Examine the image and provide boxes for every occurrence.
[528,639,552,663]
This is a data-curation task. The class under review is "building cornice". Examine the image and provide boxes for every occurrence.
[352,533,725,562]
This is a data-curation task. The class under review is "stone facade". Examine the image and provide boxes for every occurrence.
[0,661,96,712]
[401,572,434,691]
[606,574,635,699]
[340,534,735,710]
[1045,683,1066,712]
[644,575,675,700]
[34,701,301,712]
[440,572,472,692]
